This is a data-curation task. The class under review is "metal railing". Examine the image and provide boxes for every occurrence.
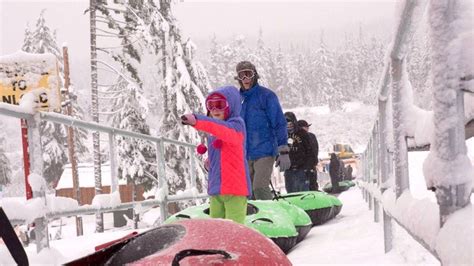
[0,102,208,252]
[359,1,473,265]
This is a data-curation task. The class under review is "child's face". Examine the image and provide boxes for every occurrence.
[210,109,226,120]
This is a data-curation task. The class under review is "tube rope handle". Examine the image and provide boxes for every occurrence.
[172,249,231,266]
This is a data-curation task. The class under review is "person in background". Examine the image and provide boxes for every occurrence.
[237,60,290,200]
[297,120,319,191]
[181,86,251,224]
[329,153,341,192]
[284,112,315,193]
[346,164,353,180]
[339,158,346,181]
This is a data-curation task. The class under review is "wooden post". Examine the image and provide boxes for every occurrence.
[63,46,83,236]
[20,119,33,200]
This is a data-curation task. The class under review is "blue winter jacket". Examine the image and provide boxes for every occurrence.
[240,84,288,160]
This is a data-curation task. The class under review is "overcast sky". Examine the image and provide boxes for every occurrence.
[0,0,397,85]
[174,0,397,49]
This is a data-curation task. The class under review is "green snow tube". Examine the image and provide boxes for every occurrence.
[326,194,343,217]
[274,200,312,243]
[322,181,351,194]
[164,202,299,254]
[277,191,336,225]
[164,204,210,224]
[248,200,311,244]
[245,201,298,253]
[342,180,356,187]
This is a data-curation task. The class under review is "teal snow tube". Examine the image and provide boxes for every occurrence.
[272,200,312,243]
[164,204,210,224]
[327,194,343,217]
[245,201,298,253]
[277,191,335,225]
[248,200,311,244]
[322,181,350,193]
[342,180,356,187]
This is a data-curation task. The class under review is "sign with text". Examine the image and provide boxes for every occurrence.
[0,51,61,111]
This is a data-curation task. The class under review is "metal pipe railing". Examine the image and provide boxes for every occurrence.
[359,1,473,264]
[0,103,207,252]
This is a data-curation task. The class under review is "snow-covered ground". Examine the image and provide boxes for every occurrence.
[2,141,473,265]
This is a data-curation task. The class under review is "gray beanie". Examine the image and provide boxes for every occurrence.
[236,61,257,72]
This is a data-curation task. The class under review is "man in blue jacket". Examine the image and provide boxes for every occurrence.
[237,61,291,200]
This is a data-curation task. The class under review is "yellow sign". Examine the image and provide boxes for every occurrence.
[0,51,61,111]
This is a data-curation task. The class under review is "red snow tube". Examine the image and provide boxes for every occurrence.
[69,219,291,265]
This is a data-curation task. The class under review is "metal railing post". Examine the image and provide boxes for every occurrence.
[27,115,49,252]
[109,132,118,193]
[374,200,380,222]
[391,58,410,198]
[156,140,168,223]
[189,147,196,190]
[428,0,473,226]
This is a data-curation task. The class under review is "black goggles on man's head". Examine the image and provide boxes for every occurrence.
[236,69,255,81]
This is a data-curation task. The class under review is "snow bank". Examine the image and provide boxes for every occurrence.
[57,162,127,189]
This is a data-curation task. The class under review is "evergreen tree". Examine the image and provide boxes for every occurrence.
[23,10,63,70]
[285,54,305,108]
[97,0,209,197]
[208,34,220,88]
[21,10,90,185]
[250,28,271,87]
[116,88,157,228]
[297,51,316,106]
[314,34,341,111]
[159,1,208,196]
[0,132,11,186]
[407,33,432,109]
[116,88,157,193]
[21,25,34,53]
[40,121,68,185]
[67,86,90,161]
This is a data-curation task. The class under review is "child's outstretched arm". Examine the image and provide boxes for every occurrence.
[181,113,244,145]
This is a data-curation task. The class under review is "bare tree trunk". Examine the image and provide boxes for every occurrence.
[63,46,84,236]
[90,0,103,233]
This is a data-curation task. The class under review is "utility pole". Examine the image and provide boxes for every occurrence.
[90,0,103,232]
[62,46,83,236]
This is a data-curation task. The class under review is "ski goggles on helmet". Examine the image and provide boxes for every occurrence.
[206,96,228,111]
[236,69,255,81]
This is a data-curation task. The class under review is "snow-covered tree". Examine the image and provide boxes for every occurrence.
[313,34,341,111]
[67,87,90,161]
[159,1,209,197]
[0,132,11,186]
[249,28,271,87]
[208,35,250,88]
[96,0,209,198]
[20,10,89,185]
[208,34,220,88]
[21,11,65,185]
[285,54,305,107]
[22,10,63,70]
[407,33,432,109]
[116,88,157,193]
